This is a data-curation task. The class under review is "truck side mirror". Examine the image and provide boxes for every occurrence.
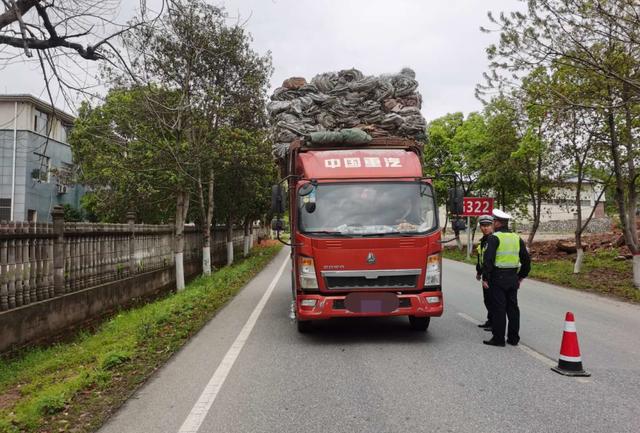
[271,219,285,232]
[271,184,287,215]
[452,218,467,233]
[448,187,464,216]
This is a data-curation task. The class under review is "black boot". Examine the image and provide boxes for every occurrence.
[483,338,505,347]
[477,321,491,329]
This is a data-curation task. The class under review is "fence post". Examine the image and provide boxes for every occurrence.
[127,212,136,276]
[52,206,65,295]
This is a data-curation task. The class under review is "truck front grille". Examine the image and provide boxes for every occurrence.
[325,275,418,290]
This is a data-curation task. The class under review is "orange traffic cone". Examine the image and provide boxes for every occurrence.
[551,312,590,377]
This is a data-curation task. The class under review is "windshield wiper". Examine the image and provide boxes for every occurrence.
[359,231,421,237]
[303,230,352,237]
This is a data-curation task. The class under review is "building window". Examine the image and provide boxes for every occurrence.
[0,198,11,222]
[60,124,73,143]
[31,153,51,183]
[34,109,49,135]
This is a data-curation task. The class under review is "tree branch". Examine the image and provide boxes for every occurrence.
[0,0,37,30]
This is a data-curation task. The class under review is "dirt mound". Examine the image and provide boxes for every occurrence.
[528,232,630,261]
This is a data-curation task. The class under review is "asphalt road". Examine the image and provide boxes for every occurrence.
[99,248,640,433]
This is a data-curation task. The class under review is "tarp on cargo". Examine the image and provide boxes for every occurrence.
[308,128,372,146]
[269,68,427,158]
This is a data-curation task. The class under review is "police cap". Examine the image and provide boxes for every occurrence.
[478,214,494,225]
[492,208,512,221]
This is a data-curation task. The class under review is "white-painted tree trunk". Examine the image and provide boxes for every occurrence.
[227,241,234,266]
[174,190,189,292]
[202,246,211,275]
[573,248,584,274]
[243,235,251,257]
[175,252,185,291]
[455,235,463,251]
[633,255,640,289]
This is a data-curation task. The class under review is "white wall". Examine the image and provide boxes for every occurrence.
[0,101,71,144]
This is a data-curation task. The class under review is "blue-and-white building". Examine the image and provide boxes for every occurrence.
[0,94,83,222]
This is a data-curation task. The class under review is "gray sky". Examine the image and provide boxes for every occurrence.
[0,0,521,121]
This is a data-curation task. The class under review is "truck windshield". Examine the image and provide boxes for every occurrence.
[298,182,437,236]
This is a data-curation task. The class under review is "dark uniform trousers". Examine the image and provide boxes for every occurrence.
[489,269,520,343]
[482,286,493,325]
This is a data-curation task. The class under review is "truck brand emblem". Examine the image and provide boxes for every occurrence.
[366,252,376,265]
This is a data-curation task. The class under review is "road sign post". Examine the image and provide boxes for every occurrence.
[466,216,472,259]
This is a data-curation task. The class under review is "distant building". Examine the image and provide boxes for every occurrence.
[0,94,83,222]
[436,177,608,233]
[536,176,606,221]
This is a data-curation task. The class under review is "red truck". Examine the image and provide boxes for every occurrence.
[272,137,445,333]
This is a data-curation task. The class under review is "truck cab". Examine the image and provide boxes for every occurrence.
[275,138,443,332]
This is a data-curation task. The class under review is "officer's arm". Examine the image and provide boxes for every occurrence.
[476,247,482,274]
[482,235,499,280]
[518,238,531,279]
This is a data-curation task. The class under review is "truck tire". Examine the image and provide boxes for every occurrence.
[408,316,430,331]
[297,320,313,333]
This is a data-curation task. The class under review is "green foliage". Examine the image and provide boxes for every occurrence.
[62,204,84,222]
[0,244,282,432]
[69,87,184,224]
[214,128,279,226]
[71,0,274,228]
[100,352,131,370]
[425,99,533,217]
[35,393,66,416]
[442,247,474,264]
[478,97,530,211]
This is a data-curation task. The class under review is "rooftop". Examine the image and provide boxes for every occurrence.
[0,94,75,125]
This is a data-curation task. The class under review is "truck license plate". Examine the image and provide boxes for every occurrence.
[344,293,399,313]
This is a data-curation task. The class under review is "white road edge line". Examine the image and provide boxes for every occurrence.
[457,312,481,325]
[518,343,556,367]
[177,254,289,433]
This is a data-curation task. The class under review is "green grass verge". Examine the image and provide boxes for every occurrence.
[443,247,640,303]
[0,244,282,433]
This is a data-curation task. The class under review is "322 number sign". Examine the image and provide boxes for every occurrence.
[462,197,494,217]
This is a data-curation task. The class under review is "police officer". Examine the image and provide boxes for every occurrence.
[481,209,531,347]
[475,214,494,331]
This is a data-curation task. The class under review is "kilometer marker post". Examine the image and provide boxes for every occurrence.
[466,216,472,260]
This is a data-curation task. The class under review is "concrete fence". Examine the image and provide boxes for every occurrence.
[0,209,203,312]
[0,206,269,351]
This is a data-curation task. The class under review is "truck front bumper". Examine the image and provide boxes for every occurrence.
[296,291,443,321]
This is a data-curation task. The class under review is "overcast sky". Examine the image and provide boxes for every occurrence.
[1,0,521,122]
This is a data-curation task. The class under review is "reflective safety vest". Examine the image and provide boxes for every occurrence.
[494,231,521,269]
[477,241,487,266]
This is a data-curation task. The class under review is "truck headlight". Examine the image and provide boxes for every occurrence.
[425,254,441,287]
[298,256,318,289]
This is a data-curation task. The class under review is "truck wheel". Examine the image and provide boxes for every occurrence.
[297,320,313,333]
[408,316,430,331]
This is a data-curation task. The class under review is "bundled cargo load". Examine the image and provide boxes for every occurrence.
[269,67,427,158]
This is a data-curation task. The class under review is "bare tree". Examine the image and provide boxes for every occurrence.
[0,1,166,104]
